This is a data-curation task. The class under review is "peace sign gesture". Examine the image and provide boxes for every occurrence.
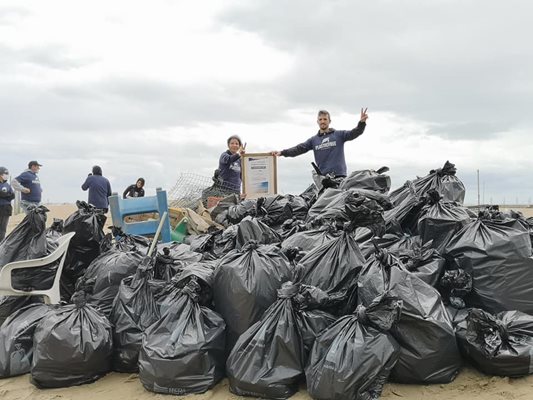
[360,107,369,122]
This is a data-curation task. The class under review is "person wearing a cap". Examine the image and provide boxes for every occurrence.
[81,165,112,212]
[12,161,43,214]
[218,135,246,195]
[0,166,15,241]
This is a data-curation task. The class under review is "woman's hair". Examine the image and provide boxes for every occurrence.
[136,177,145,186]
[92,165,103,176]
[227,135,242,146]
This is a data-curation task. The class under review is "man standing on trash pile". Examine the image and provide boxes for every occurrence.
[81,165,112,213]
[12,161,43,214]
[272,108,369,177]
[0,166,15,241]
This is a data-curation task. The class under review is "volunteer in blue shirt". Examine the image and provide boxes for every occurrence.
[0,166,15,242]
[218,135,246,194]
[12,160,43,214]
[272,108,369,177]
[81,165,112,212]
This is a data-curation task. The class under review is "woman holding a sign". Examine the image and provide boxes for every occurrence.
[218,135,246,194]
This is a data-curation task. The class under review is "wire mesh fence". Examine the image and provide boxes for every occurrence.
[167,172,236,210]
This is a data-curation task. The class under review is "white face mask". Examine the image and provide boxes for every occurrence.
[1,174,8,180]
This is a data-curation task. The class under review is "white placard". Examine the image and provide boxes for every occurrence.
[242,153,278,199]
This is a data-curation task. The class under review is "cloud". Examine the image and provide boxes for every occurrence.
[0,77,293,133]
[0,6,29,24]
[219,0,533,139]
[1,0,532,208]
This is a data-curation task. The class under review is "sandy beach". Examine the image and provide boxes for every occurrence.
[2,204,533,400]
[1,366,533,400]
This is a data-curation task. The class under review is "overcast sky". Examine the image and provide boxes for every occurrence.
[2,0,533,206]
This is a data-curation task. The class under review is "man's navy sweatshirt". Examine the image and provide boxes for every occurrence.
[81,174,112,209]
[14,170,42,202]
[281,121,366,177]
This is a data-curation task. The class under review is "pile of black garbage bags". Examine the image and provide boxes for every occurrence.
[2,160,533,399]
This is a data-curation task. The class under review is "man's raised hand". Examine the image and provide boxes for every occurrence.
[360,107,369,123]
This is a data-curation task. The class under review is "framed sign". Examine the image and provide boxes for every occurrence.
[241,153,278,198]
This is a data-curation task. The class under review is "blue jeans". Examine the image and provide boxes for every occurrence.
[20,200,40,215]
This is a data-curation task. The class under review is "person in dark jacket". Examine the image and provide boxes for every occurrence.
[0,166,15,242]
[123,178,145,199]
[218,135,246,194]
[81,165,112,212]
[272,108,369,177]
[12,161,43,214]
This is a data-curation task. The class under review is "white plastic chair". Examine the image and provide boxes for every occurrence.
[0,232,76,304]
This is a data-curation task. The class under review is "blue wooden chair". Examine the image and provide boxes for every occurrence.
[109,187,172,243]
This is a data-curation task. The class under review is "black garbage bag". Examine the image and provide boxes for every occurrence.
[384,181,425,235]
[227,282,336,399]
[306,295,402,400]
[307,188,392,224]
[186,232,215,253]
[100,227,151,254]
[213,241,292,350]
[210,193,240,222]
[0,303,52,378]
[156,242,203,263]
[299,183,318,208]
[186,226,238,261]
[46,218,64,240]
[360,234,445,287]
[212,224,238,255]
[152,244,203,282]
[61,201,107,299]
[81,248,145,316]
[227,199,257,224]
[294,229,366,315]
[525,216,533,247]
[286,194,310,221]
[281,246,307,267]
[445,305,470,329]
[152,247,181,282]
[109,259,161,373]
[344,190,387,236]
[0,206,59,292]
[0,205,49,267]
[139,279,226,395]
[158,261,216,314]
[444,217,533,314]
[417,190,471,253]
[279,218,306,239]
[281,222,340,253]
[45,218,63,252]
[311,165,345,194]
[30,290,113,388]
[256,195,294,227]
[439,269,473,309]
[339,167,391,193]
[358,249,462,384]
[235,217,283,249]
[389,160,466,205]
[457,308,533,377]
[0,296,44,327]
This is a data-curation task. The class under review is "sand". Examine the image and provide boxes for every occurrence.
[1,368,533,400]
[2,204,533,400]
